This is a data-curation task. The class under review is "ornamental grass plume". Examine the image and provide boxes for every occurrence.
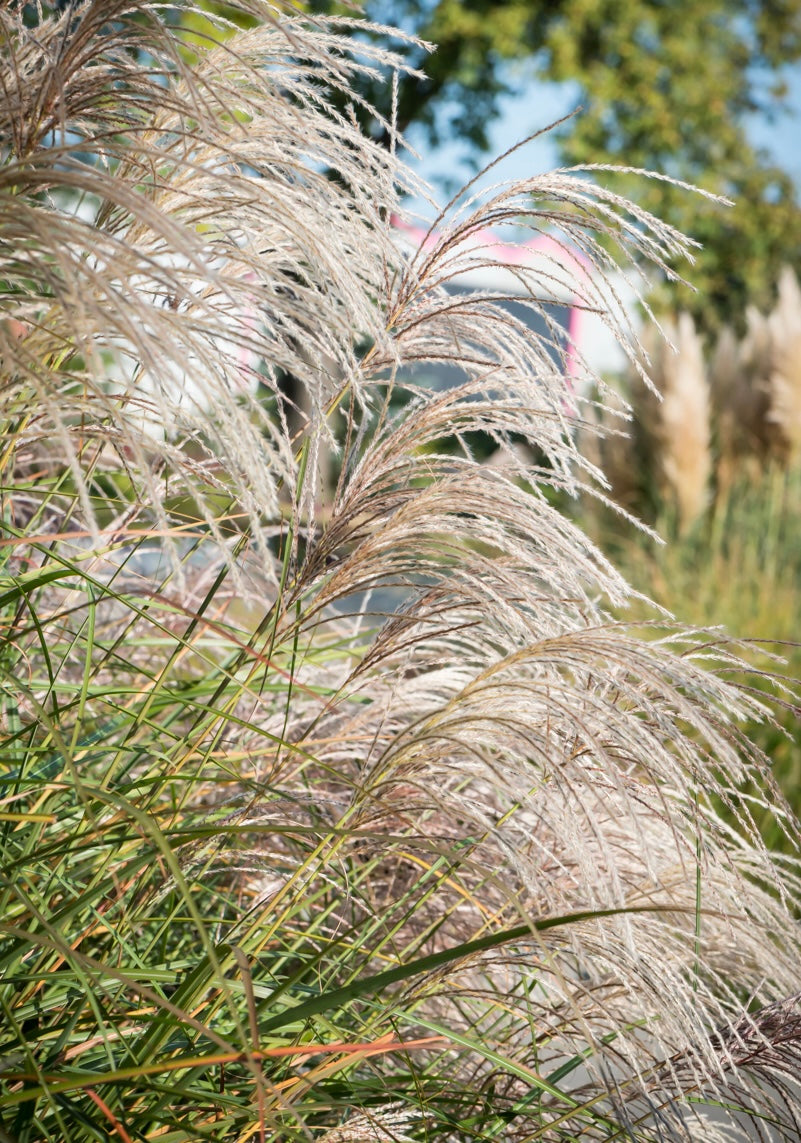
[709,320,770,488]
[711,266,801,482]
[1,3,801,1141]
[766,265,801,464]
[631,312,712,531]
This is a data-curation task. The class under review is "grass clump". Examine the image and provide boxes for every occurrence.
[580,269,801,854]
[588,466,801,856]
[2,3,801,1140]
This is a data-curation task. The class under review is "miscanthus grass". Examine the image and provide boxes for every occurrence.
[588,463,801,860]
[1,3,801,1140]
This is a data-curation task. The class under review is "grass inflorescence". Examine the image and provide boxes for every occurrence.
[2,3,801,1140]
